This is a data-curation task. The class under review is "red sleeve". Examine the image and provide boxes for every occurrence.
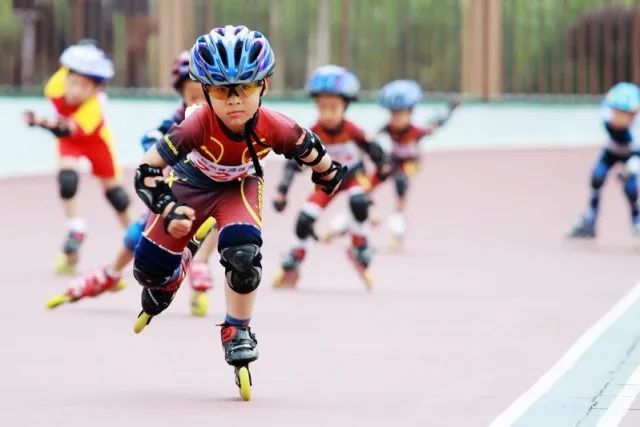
[157,105,208,165]
[257,108,306,157]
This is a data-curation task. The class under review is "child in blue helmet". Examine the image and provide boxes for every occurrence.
[569,82,640,238]
[130,26,345,398]
[319,80,459,249]
[45,51,216,317]
[272,65,389,289]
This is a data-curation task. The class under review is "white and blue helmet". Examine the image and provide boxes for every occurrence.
[379,80,423,111]
[306,65,360,100]
[189,25,275,86]
[604,82,640,113]
[60,43,114,81]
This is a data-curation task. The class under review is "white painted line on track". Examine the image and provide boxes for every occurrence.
[489,281,640,427]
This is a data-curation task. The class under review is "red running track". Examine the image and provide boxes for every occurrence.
[0,147,639,427]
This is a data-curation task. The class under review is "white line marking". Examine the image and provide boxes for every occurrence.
[595,364,640,427]
[488,281,640,427]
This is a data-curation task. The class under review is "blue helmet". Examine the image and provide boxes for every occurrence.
[604,82,640,113]
[189,25,275,86]
[379,80,423,111]
[306,65,360,100]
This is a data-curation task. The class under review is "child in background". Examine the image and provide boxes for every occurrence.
[569,82,640,238]
[272,65,388,289]
[24,41,132,274]
[45,51,217,317]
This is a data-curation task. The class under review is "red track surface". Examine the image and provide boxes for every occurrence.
[1,147,639,427]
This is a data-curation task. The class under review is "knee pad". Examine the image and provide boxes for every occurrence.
[624,176,638,202]
[133,236,182,289]
[123,215,147,252]
[591,163,608,189]
[349,193,371,223]
[105,186,130,213]
[58,169,78,199]
[394,173,409,197]
[218,224,263,295]
[295,211,317,240]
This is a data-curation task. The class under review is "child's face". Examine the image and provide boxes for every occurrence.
[181,80,206,106]
[610,108,636,130]
[389,110,412,130]
[64,72,101,106]
[208,80,266,132]
[315,94,347,130]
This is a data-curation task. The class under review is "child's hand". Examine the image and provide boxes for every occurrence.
[273,192,287,212]
[163,203,195,238]
[23,110,38,127]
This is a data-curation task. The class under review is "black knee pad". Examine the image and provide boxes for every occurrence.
[58,169,78,199]
[133,258,176,289]
[220,244,262,294]
[395,173,409,197]
[105,186,130,213]
[349,193,371,222]
[295,211,317,240]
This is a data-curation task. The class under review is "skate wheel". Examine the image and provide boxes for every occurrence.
[318,231,333,243]
[45,293,70,309]
[111,279,126,293]
[133,311,152,334]
[55,254,76,275]
[190,292,208,317]
[272,269,298,288]
[235,366,252,401]
[195,217,216,241]
[363,270,374,291]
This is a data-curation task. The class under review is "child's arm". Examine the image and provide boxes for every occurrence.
[273,159,303,212]
[23,111,74,137]
[427,98,460,130]
[294,131,346,195]
[134,117,201,239]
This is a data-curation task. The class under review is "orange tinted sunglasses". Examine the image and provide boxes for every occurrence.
[207,81,263,100]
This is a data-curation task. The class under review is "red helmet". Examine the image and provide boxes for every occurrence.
[171,50,191,91]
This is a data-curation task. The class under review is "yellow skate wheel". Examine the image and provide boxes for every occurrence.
[110,279,126,292]
[191,291,208,317]
[272,269,285,288]
[45,293,71,309]
[55,254,76,275]
[133,312,152,334]
[319,231,333,243]
[195,217,216,241]
[363,270,374,291]
[388,236,403,252]
[236,366,252,401]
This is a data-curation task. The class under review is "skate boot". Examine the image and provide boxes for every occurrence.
[46,267,125,309]
[272,247,306,288]
[348,238,374,290]
[387,212,406,251]
[568,215,596,238]
[55,230,86,275]
[221,323,258,401]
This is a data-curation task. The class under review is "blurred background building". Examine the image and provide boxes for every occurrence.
[2,0,640,99]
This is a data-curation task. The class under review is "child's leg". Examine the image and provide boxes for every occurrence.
[55,156,85,272]
[133,181,215,316]
[586,150,617,220]
[621,154,640,228]
[214,177,264,365]
[87,137,131,227]
[347,185,373,267]
[189,227,217,317]
[99,178,131,228]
